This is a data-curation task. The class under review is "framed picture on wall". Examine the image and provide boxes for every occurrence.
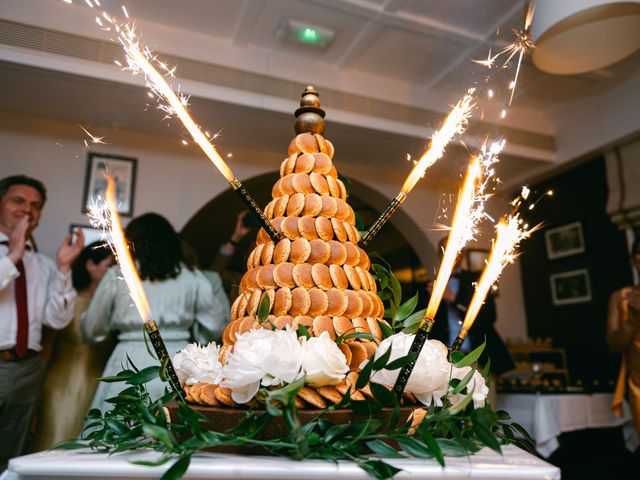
[550,269,592,305]
[544,221,585,260]
[82,152,137,216]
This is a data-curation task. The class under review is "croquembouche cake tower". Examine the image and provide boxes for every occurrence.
[187,87,391,409]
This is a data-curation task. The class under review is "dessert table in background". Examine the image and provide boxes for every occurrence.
[1,445,559,480]
[496,392,638,457]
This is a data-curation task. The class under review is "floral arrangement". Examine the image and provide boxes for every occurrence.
[62,262,534,480]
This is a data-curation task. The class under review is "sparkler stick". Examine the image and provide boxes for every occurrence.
[94,176,184,396]
[393,150,495,395]
[451,213,538,353]
[106,17,280,242]
[358,90,475,247]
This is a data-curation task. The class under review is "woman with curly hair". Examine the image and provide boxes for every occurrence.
[81,213,226,413]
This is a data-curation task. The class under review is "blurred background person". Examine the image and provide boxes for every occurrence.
[211,210,258,304]
[29,241,114,451]
[608,238,640,437]
[81,213,226,413]
[0,175,83,471]
[429,237,515,377]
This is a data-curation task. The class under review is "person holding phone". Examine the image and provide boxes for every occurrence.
[210,210,258,303]
[0,175,84,471]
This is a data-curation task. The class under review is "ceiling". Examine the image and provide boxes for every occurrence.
[0,0,638,190]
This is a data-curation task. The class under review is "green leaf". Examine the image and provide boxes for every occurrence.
[159,355,170,382]
[370,382,396,407]
[356,358,374,390]
[160,454,191,480]
[257,294,271,322]
[372,345,393,371]
[451,367,475,395]
[377,319,394,339]
[131,457,174,467]
[296,323,311,339]
[401,308,427,329]
[473,422,502,454]
[127,366,160,385]
[142,423,175,448]
[394,292,419,321]
[324,424,350,443]
[480,358,492,378]
[390,272,402,307]
[358,460,403,480]
[495,410,511,421]
[397,437,434,459]
[511,422,535,445]
[449,350,465,364]
[51,440,89,450]
[104,418,128,436]
[349,399,382,416]
[436,438,468,456]
[366,439,405,459]
[448,387,474,415]
[453,339,486,368]
[354,211,364,231]
[419,430,445,467]
[97,370,135,383]
[384,352,418,371]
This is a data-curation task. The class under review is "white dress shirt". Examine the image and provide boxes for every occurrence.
[0,234,76,351]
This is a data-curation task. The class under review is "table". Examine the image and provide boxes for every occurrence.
[496,392,638,457]
[1,445,559,480]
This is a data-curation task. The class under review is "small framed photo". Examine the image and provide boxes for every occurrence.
[550,269,592,305]
[82,152,137,216]
[544,221,585,260]
[466,248,489,273]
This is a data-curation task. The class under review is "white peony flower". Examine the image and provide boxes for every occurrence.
[301,331,349,387]
[369,333,451,406]
[172,342,222,386]
[220,327,303,403]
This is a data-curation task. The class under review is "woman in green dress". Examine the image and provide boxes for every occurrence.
[30,242,113,451]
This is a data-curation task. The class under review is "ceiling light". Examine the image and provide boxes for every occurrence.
[531,0,640,75]
[276,18,335,49]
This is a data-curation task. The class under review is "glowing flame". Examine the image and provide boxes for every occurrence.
[425,140,502,320]
[101,15,235,183]
[461,214,539,332]
[91,176,152,323]
[401,89,475,194]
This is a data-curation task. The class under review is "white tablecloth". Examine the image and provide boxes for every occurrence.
[1,445,559,480]
[496,392,637,457]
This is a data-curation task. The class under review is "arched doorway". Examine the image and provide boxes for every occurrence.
[181,172,436,304]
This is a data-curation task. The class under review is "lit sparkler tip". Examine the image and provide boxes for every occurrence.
[122,5,129,18]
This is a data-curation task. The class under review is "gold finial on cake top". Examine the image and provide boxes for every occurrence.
[295,86,325,135]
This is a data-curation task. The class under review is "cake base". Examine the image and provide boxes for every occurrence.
[167,401,418,455]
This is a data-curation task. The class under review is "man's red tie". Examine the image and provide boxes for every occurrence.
[14,259,29,357]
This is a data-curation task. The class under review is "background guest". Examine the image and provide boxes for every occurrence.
[428,237,515,377]
[29,242,114,451]
[608,238,640,437]
[0,175,83,471]
[81,213,225,413]
[210,210,258,303]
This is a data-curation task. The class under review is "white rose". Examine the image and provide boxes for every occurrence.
[447,366,490,409]
[221,327,303,403]
[172,342,222,385]
[369,333,451,406]
[301,331,349,387]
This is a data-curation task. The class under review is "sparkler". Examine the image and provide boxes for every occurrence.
[393,141,502,395]
[96,12,280,242]
[451,208,540,353]
[473,1,535,106]
[358,90,475,247]
[89,175,184,396]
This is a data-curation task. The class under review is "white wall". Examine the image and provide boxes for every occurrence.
[0,111,529,340]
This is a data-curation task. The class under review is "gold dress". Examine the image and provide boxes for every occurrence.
[30,297,112,451]
[611,290,640,436]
